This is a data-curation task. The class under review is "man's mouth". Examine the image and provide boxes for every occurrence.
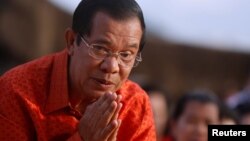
[93,78,115,86]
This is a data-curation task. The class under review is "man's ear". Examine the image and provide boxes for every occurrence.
[65,28,76,56]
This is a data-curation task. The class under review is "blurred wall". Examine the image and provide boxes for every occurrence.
[0,0,70,60]
[130,35,250,99]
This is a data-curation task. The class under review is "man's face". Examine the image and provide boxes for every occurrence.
[172,101,219,141]
[68,11,142,102]
[149,92,168,137]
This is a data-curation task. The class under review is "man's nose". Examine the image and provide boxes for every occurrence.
[100,56,120,73]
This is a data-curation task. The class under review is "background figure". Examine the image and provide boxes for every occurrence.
[226,80,250,124]
[143,84,170,141]
[169,89,220,141]
[234,101,250,125]
[219,102,238,125]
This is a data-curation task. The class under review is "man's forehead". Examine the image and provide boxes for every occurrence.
[89,12,142,40]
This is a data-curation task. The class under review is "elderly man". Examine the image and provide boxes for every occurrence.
[0,0,156,140]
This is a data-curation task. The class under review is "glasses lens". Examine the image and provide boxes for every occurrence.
[118,53,142,68]
[88,45,108,60]
[81,36,142,68]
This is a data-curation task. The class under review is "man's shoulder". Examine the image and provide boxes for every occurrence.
[0,50,68,114]
[0,52,61,98]
[122,80,145,93]
[118,80,154,128]
[2,52,57,77]
[119,80,149,102]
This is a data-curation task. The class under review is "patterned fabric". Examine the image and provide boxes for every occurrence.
[0,50,156,141]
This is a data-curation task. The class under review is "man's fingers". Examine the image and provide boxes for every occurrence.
[110,94,122,121]
[96,92,113,106]
[97,100,118,128]
[98,93,117,113]
[101,119,120,139]
[87,93,119,129]
[99,95,123,126]
[81,93,114,130]
[116,94,122,102]
[111,102,122,122]
[78,92,124,141]
[107,119,122,141]
[86,92,115,119]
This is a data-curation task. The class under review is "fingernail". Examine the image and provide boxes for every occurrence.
[114,119,118,126]
[117,94,122,100]
[113,93,117,99]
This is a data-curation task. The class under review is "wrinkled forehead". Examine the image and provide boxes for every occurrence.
[90,11,142,34]
[88,11,142,45]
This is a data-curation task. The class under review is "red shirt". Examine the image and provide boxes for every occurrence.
[161,135,174,141]
[0,50,156,141]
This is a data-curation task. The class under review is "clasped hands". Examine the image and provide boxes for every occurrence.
[78,92,123,141]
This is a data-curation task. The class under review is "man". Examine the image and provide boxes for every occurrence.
[169,90,220,141]
[0,0,156,140]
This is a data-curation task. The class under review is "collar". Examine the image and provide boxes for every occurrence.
[44,49,69,114]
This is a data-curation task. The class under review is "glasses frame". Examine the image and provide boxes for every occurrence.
[78,34,142,68]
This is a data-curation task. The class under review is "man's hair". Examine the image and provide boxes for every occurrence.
[220,102,239,123]
[172,89,220,120]
[72,0,146,52]
[234,101,250,119]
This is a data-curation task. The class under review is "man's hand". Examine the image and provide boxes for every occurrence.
[78,92,122,141]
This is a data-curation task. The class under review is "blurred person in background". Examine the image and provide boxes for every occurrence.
[225,76,250,124]
[0,0,157,140]
[234,101,250,125]
[219,102,238,125]
[167,89,221,141]
[143,84,171,141]
[225,75,250,109]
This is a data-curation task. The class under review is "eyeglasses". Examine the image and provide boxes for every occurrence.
[79,35,142,68]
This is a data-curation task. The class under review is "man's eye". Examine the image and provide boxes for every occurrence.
[92,45,108,54]
[120,52,133,60]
